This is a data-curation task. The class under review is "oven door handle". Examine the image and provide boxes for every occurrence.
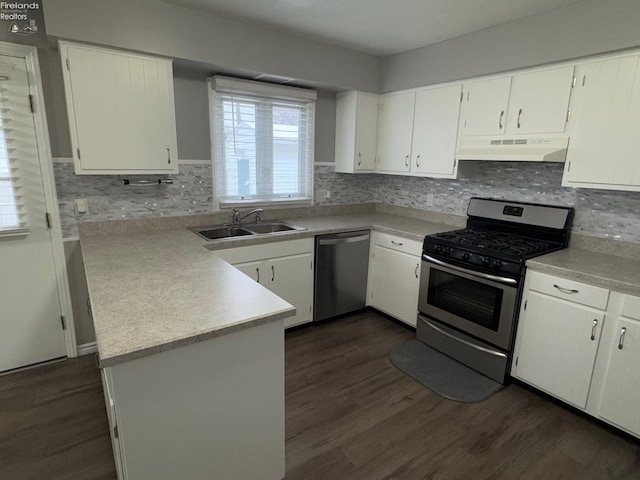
[422,253,518,286]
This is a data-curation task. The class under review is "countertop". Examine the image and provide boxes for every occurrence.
[81,212,457,367]
[527,248,640,297]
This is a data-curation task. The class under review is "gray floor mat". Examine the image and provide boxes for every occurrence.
[390,339,503,403]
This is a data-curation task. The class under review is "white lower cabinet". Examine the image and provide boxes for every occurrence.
[513,270,640,439]
[367,232,421,327]
[215,239,314,328]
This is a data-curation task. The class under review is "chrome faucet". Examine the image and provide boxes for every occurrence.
[231,208,263,225]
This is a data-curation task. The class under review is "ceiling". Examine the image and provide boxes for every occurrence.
[160,0,584,56]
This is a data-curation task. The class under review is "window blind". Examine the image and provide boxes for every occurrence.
[210,76,316,206]
[0,66,27,235]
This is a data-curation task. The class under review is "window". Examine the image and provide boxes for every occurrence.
[210,76,316,206]
[0,74,26,234]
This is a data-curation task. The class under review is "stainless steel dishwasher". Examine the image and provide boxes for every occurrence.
[314,230,370,322]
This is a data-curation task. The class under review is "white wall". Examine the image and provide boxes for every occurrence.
[43,0,381,92]
[381,0,640,91]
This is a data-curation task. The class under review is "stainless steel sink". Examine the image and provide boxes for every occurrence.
[243,222,304,234]
[196,226,254,240]
[191,220,305,241]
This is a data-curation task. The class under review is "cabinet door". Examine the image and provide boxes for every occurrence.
[412,85,462,178]
[369,245,420,327]
[377,92,415,173]
[355,93,379,171]
[513,291,603,409]
[233,260,266,285]
[563,55,640,188]
[506,65,574,135]
[268,253,313,328]
[63,43,178,174]
[461,77,511,136]
[598,317,640,436]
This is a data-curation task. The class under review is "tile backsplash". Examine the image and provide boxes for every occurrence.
[55,161,640,243]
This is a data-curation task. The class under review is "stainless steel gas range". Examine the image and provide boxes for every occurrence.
[417,198,574,384]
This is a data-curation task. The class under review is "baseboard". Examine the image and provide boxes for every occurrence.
[77,341,97,356]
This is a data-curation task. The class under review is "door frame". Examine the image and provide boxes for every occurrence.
[0,41,77,358]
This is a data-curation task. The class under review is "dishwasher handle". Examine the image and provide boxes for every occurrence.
[318,233,370,246]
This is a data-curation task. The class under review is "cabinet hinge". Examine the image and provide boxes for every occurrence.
[309,305,312,313]
[60,315,66,330]
[310,260,313,270]
[114,425,119,438]
[460,91,463,102]
[65,58,70,70]
[453,158,457,167]
[582,75,587,86]
[467,91,470,102]
[28,94,35,113]
[76,147,81,160]
[45,212,52,229]
[515,356,519,367]
[524,300,527,311]
[571,76,576,88]
[566,110,570,123]
[567,161,572,172]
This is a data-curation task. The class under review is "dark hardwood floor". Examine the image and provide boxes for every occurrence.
[1,310,639,479]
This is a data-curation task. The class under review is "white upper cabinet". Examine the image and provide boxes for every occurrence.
[411,85,462,178]
[460,76,512,136]
[376,85,461,178]
[377,92,415,173]
[461,66,574,139]
[60,42,179,175]
[506,65,575,135]
[335,91,379,173]
[562,54,640,191]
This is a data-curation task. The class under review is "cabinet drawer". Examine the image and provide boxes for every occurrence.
[372,231,422,257]
[528,271,610,310]
[622,294,640,320]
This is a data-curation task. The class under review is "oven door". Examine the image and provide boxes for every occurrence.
[418,254,519,351]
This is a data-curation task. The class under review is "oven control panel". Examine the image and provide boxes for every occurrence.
[424,242,522,277]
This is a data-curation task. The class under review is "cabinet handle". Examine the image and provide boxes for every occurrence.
[498,111,504,130]
[590,319,598,341]
[357,152,362,166]
[553,284,579,294]
[404,154,409,167]
[618,327,627,350]
[415,263,419,279]
[391,240,403,246]
[416,154,421,167]
[166,146,171,164]
[517,108,523,129]
[271,265,275,282]
[256,268,260,283]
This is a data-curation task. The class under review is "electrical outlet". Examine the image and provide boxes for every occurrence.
[325,190,331,199]
[74,198,88,214]
[426,193,434,208]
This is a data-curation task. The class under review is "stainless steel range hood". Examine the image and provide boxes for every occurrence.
[456,136,569,162]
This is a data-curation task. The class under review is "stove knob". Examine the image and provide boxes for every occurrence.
[481,257,491,266]
[493,260,503,269]
[461,252,470,261]
[443,247,452,256]
[434,245,442,253]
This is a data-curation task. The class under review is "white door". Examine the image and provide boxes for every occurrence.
[233,260,265,285]
[563,55,640,187]
[412,85,462,177]
[598,317,640,436]
[513,291,603,409]
[369,246,420,327]
[355,92,378,171]
[0,55,67,372]
[506,65,574,135]
[268,253,313,328]
[461,76,511,136]
[377,92,415,173]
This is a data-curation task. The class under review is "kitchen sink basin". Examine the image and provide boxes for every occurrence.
[242,222,303,234]
[191,220,305,241]
[196,226,254,240]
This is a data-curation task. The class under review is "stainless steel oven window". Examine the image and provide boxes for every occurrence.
[427,269,504,332]
[418,260,518,351]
